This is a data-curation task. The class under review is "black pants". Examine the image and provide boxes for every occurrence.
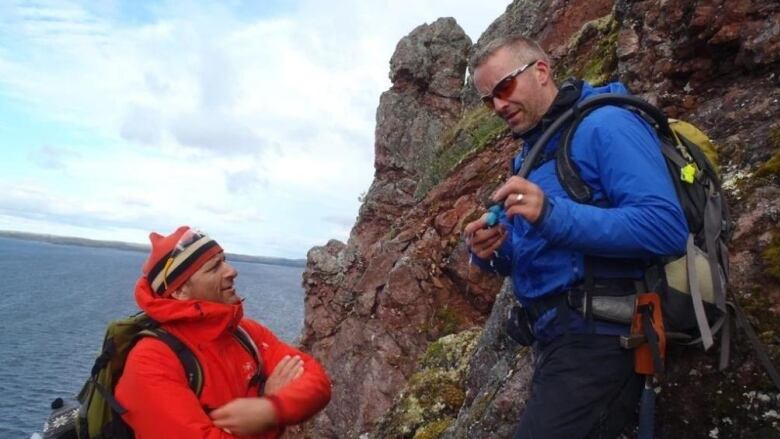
[513,334,643,439]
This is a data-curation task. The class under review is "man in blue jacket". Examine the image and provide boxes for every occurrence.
[463,35,688,438]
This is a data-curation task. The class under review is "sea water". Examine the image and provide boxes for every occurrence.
[0,237,305,438]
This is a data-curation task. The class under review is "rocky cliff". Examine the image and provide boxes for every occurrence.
[295,1,780,438]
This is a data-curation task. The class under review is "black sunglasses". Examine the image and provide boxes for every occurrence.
[480,59,538,110]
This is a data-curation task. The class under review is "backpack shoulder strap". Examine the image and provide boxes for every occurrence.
[553,94,672,204]
[233,325,267,391]
[520,93,672,180]
[142,327,205,397]
[142,324,263,396]
[555,120,593,203]
[233,325,260,364]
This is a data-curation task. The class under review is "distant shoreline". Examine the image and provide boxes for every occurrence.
[0,230,307,268]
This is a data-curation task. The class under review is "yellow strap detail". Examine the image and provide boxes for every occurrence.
[162,257,175,290]
[681,163,696,184]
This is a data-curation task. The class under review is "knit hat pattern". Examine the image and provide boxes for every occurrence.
[142,226,223,297]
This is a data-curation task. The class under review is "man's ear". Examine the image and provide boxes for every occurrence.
[472,67,487,96]
[535,60,552,86]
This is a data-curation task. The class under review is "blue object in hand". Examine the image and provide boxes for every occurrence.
[485,204,504,227]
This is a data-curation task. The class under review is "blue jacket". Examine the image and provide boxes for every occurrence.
[473,81,688,342]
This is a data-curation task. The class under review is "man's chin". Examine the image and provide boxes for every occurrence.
[511,124,532,136]
[506,116,529,135]
[220,289,242,304]
[509,116,540,136]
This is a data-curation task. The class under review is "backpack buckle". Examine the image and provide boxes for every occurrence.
[681,163,697,184]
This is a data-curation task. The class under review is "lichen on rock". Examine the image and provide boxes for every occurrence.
[412,419,453,439]
[371,328,481,439]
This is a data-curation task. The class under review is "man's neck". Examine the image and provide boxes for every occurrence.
[518,79,584,140]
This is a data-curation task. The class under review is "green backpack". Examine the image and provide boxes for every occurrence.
[74,312,261,439]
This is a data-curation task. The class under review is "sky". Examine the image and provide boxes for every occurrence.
[0,0,510,259]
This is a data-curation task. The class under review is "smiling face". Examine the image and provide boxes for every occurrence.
[172,252,240,305]
[473,46,556,135]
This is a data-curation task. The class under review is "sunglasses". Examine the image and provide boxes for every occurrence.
[480,59,538,110]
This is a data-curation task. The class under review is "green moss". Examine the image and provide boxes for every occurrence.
[433,307,465,336]
[438,106,506,150]
[754,124,780,180]
[554,13,619,85]
[419,308,466,337]
[466,110,508,149]
[580,17,618,85]
[413,418,453,439]
[761,232,780,280]
[423,339,445,364]
[407,369,465,410]
[415,107,508,200]
[755,150,780,179]
[770,124,780,148]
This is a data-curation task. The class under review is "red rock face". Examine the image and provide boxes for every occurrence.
[289,18,509,437]
[294,1,780,437]
[536,0,614,50]
[295,132,513,436]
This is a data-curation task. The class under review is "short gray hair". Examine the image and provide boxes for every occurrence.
[469,35,551,74]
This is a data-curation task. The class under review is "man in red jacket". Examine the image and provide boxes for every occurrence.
[115,226,331,438]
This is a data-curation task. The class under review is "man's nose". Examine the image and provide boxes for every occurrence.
[225,262,238,279]
[490,96,510,115]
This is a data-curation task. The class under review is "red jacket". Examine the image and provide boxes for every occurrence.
[115,278,331,438]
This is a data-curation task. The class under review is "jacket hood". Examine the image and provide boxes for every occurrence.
[134,276,244,341]
[579,81,629,99]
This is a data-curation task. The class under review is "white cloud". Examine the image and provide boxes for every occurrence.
[0,0,511,258]
[29,145,83,170]
[120,104,164,145]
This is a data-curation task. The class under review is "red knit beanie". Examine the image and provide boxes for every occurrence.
[142,226,223,297]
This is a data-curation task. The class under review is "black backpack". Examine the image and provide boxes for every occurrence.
[519,92,779,389]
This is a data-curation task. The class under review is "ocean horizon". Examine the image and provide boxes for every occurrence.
[0,236,306,438]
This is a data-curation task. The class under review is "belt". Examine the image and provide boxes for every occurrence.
[523,278,638,323]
